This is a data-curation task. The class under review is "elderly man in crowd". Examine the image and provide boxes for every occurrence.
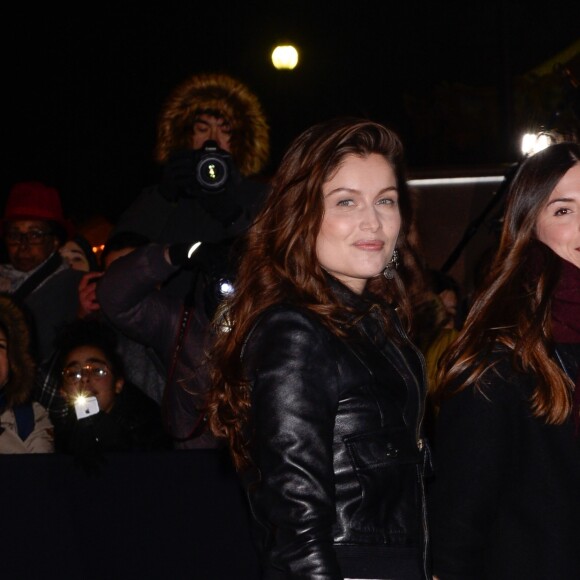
[0,181,82,369]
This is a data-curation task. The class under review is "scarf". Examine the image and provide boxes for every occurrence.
[551,258,580,342]
[551,258,580,433]
[0,252,67,297]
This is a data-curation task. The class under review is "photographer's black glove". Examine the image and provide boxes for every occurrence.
[168,241,230,273]
[159,149,199,202]
[198,190,244,228]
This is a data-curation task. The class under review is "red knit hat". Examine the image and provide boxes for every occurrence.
[2,181,74,240]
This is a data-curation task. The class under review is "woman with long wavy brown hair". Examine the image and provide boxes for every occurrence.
[207,117,431,579]
[429,141,580,579]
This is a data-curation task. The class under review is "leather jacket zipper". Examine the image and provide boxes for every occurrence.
[392,320,430,579]
[362,308,430,577]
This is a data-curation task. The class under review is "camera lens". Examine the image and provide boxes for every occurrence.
[196,155,229,191]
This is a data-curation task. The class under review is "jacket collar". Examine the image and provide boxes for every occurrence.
[325,273,376,313]
[325,273,426,432]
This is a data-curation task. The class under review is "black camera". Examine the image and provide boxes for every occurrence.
[194,140,233,194]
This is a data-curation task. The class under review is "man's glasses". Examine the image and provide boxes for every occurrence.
[62,364,109,385]
[5,229,54,246]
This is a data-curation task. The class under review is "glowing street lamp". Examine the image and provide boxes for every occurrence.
[272,45,299,70]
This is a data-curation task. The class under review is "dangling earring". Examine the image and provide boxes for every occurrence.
[383,249,399,280]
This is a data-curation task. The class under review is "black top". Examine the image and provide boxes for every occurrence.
[428,343,580,579]
[54,382,171,455]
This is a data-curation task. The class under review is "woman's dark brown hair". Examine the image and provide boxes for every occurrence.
[206,117,421,470]
[0,293,36,408]
[434,142,580,423]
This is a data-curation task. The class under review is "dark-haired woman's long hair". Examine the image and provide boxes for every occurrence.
[434,142,580,424]
[0,294,36,408]
[206,117,424,470]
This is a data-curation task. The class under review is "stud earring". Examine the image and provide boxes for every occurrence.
[383,249,399,280]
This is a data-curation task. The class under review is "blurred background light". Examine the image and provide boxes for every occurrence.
[521,132,553,156]
[272,45,299,70]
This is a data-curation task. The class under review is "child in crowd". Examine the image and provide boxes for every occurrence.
[53,318,170,455]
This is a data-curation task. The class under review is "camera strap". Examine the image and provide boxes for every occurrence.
[161,303,208,442]
[12,252,63,302]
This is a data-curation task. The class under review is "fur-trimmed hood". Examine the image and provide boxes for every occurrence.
[155,73,269,177]
[0,293,36,407]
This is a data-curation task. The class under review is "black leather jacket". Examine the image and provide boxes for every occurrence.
[242,280,431,579]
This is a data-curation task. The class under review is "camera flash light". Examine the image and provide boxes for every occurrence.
[74,395,100,420]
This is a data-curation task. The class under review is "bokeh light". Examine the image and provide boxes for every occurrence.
[272,45,299,70]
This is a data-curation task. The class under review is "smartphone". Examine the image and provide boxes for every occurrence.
[74,395,100,420]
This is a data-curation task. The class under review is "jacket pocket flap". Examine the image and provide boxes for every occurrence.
[343,428,420,469]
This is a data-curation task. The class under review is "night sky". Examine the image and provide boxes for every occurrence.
[4,2,579,224]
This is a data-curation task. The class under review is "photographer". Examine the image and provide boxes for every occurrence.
[111,72,270,298]
[98,73,270,448]
[97,239,237,449]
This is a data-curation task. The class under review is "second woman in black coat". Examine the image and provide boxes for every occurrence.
[429,142,580,579]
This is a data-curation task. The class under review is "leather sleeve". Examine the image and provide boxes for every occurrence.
[243,308,343,579]
[96,244,179,363]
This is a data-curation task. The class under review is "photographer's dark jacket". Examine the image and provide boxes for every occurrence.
[97,243,222,449]
[428,344,580,580]
[242,279,431,579]
[112,177,267,299]
[114,178,266,247]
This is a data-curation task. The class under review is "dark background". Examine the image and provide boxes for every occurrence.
[3,450,261,579]
[3,2,579,225]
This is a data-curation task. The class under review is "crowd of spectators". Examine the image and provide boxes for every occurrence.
[2,70,578,579]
